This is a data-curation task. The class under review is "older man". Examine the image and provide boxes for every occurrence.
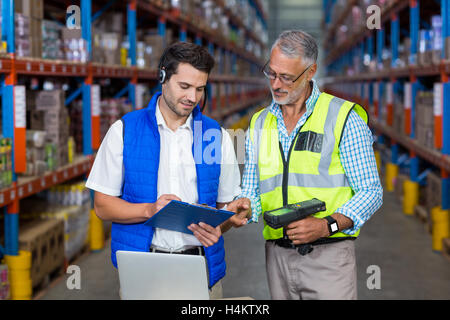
[228,30,383,299]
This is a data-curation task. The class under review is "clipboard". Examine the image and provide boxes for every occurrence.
[143,200,234,235]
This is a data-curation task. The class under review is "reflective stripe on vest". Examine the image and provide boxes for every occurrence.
[250,93,368,240]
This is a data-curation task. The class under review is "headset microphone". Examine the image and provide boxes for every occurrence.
[159,68,166,84]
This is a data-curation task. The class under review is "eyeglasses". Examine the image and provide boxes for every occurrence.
[262,60,312,85]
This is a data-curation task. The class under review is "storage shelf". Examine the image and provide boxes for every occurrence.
[14,58,87,77]
[0,57,12,73]
[137,1,265,66]
[0,155,93,208]
[0,57,268,84]
[324,88,450,172]
[208,89,270,120]
[209,75,266,84]
[324,0,410,66]
[369,117,450,172]
[215,0,266,48]
[322,60,450,83]
[323,0,358,50]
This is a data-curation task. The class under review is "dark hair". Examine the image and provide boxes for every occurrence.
[158,41,215,82]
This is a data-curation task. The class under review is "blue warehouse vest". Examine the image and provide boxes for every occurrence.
[110,92,225,288]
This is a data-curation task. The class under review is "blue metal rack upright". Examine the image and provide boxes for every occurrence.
[322,0,450,218]
[81,0,93,156]
[127,0,137,110]
[1,0,18,256]
[441,0,450,211]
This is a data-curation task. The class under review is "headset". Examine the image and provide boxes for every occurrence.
[158,49,209,112]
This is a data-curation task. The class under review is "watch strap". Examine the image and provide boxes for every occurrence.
[324,216,339,236]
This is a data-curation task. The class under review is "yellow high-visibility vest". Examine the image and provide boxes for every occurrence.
[249,92,368,240]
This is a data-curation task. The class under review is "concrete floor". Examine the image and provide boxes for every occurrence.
[38,191,450,300]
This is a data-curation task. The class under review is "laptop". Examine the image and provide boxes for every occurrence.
[116,250,210,300]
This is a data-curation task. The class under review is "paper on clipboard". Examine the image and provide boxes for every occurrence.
[143,200,234,235]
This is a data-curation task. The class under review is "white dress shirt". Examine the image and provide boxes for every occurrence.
[86,98,241,251]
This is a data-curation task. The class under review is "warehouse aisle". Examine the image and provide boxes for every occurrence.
[38,191,450,300]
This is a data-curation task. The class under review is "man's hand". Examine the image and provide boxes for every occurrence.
[147,194,182,218]
[226,198,252,228]
[188,223,222,247]
[285,216,329,245]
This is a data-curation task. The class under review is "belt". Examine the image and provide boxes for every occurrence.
[150,246,205,256]
[269,237,355,256]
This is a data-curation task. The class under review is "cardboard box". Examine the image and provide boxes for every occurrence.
[415,92,434,127]
[26,130,46,148]
[19,220,50,287]
[35,90,65,111]
[30,110,45,130]
[101,33,121,65]
[46,219,65,273]
[393,105,404,134]
[418,51,431,66]
[15,0,31,16]
[426,171,442,210]
[31,0,43,19]
[394,174,408,200]
[446,37,450,60]
[414,205,432,235]
[416,125,434,149]
[432,49,441,65]
[14,0,43,18]
[62,28,81,41]
[30,18,42,58]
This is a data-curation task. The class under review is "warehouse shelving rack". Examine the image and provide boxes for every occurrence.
[0,0,269,262]
[321,0,450,212]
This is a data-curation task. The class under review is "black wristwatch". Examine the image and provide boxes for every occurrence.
[324,216,339,236]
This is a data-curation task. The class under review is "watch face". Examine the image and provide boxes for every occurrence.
[330,222,338,233]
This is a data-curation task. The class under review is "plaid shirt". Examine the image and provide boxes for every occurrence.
[240,79,383,235]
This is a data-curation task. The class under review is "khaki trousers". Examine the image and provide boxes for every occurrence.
[265,240,357,300]
[209,280,223,300]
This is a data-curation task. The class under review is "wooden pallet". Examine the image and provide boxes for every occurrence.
[32,263,65,296]
[414,205,432,235]
[32,243,90,300]
[443,238,450,263]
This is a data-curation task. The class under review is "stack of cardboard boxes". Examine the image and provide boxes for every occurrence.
[27,90,70,173]
[99,98,132,141]
[415,91,434,150]
[69,100,83,155]
[17,218,64,288]
[392,93,405,135]
[62,28,88,63]
[136,32,164,69]
[46,182,91,261]
[92,13,124,66]
[426,171,442,212]
[36,90,69,168]
[14,0,43,59]
[14,13,31,58]
[0,137,13,189]
[20,181,91,264]
[24,130,48,176]
[42,20,63,60]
